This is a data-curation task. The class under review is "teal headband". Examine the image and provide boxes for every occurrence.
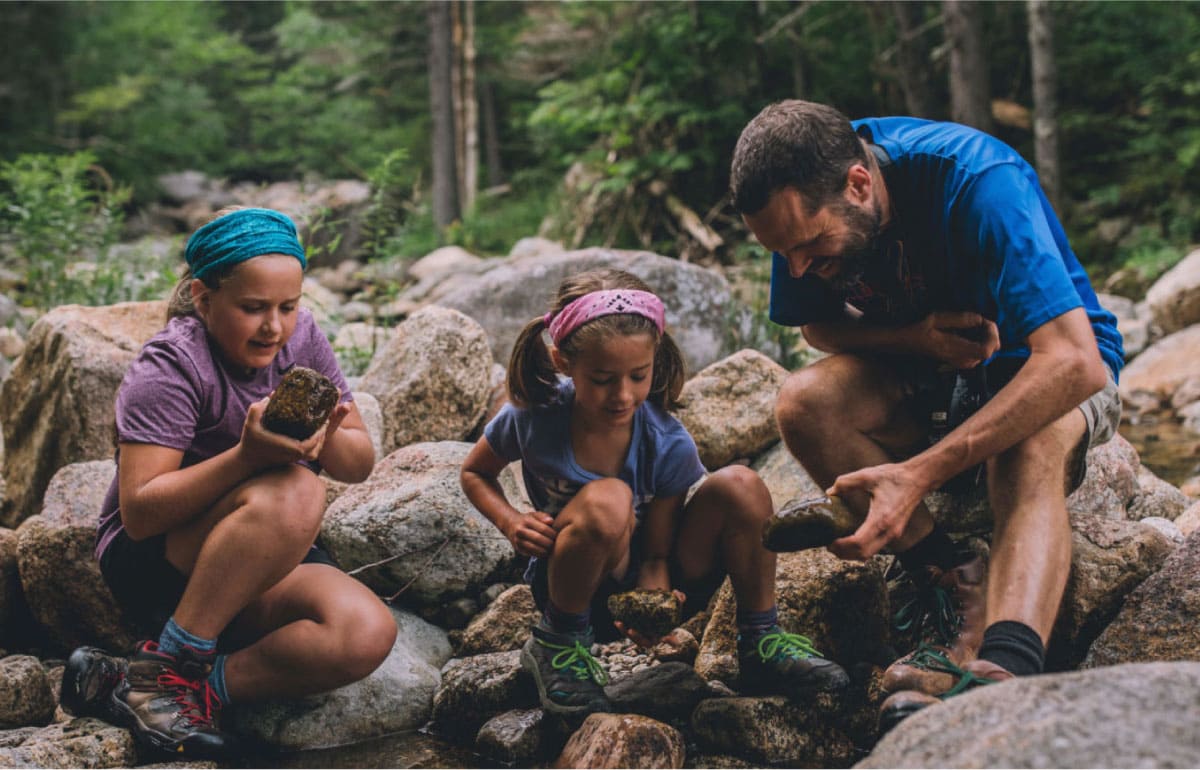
[184,208,307,281]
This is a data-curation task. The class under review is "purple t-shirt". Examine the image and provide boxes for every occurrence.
[94,309,351,558]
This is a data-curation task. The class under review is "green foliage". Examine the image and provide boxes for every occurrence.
[361,149,412,262]
[0,151,177,311]
[726,257,807,372]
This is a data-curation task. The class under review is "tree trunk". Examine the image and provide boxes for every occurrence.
[460,0,478,212]
[943,0,994,133]
[889,1,936,117]
[1027,0,1060,209]
[428,0,459,228]
[480,79,505,189]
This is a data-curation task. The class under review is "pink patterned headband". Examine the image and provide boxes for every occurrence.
[543,289,666,346]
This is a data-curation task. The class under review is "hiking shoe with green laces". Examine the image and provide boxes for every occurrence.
[738,625,849,697]
[878,656,1010,734]
[883,554,986,695]
[520,623,612,716]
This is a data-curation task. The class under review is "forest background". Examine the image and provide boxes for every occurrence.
[1,0,1199,320]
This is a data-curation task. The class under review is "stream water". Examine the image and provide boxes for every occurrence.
[1119,419,1200,487]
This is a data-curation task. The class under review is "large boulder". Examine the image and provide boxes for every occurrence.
[232,607,452,750]
[456,584,539,656]
[15,461,136,651]
[431,650,536,741]
[434,248,750,374]
[750,442,825,514]
[1048,513,1175,670]
[858,663,1200,768]
[320,442,523,606]
[1082,528,1200,667]
[1120,324,1200,415]
[0,718,137,768]
[1145,247,1200,337]
[675,350,786,470]
[357,307,493,457]
[0,301,165,527]
[554,713,686,769]
[691,696,857,768]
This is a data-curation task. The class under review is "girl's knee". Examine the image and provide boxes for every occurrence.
[700,466,772,521]
[563,479,635,541]
[238,468,325,544]
[332,597,397,682]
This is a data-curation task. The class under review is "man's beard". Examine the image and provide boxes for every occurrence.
[827,199,883,293]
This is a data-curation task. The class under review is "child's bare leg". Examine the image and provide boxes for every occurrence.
[220,564,396,701]
[673,465,775,610]
[546,478,635,613]
[163,464,325,639]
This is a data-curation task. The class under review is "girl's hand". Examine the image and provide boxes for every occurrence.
[505,510,557,558]
[304,399,352,462]
[614,589,686,648]
[240,396,315,469]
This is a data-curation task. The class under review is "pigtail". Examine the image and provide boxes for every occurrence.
[507,316,560,408]
[650,330,688,411]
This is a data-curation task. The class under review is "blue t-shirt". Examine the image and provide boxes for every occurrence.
[767,117,1124,380]
[483,380,707,523]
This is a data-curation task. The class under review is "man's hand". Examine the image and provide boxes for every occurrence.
[906,311,1000,368]
[826,463,932,561]
[503,510,557,558]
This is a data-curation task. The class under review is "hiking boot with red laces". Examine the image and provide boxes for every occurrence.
[107,641,234,759]
[61,646,128,720]
[878,657,1011,734]
[882,554,986,695]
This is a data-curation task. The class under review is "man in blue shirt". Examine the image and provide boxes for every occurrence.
[729,101,1123,728]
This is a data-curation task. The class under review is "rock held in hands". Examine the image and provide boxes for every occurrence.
[762,495,858,552]
[606,589,682,639]
[263,366,339,440]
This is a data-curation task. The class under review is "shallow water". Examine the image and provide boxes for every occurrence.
[247,730,494,769]
[1118,419,1200,487]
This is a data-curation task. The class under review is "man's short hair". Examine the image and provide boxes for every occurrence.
[730,100,867,216]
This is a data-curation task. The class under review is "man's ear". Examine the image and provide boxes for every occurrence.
[845,163,873,204]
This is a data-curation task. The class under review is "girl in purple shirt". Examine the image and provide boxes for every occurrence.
[64,208,394,759]
[460,268,848,718]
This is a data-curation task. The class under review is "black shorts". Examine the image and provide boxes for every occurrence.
[528,533,725,643]
[99,528,339,646]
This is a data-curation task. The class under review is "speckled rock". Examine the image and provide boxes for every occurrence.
[262,366,338,440]
[1140,516,1184,544]
[603,661,710,728]
[1176,500,1200,537]
[1144,247,1200,337]
[554,712,685,770]
[691,695,857,768]
[650,628,699,664]
[475,708,566,766]
[320,442,522,606]
[1067,433,1141,518]
[674,350,786,469]
[607,589,682,639]
[457,584,539,656]
[1049,513,1175,670]
[15,461,137,650]
[0,656,54,728]
[0,717,136,768]
[431,650,536,741]
[858,663,1200,768]
[358,306,493,456]
[1120,324,1200,415]
[1128,466,1191,521]
[1082,529,1200,667]
[0,301,165,527]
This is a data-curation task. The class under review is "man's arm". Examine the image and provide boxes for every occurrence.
[827,307,1107,560]
[803,310,1000,370]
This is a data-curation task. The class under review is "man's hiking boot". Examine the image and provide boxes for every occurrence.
[878,657,1011,734]
[883,554,986,695]
[61,646,128,720]
[108,641,234,759]
[521,623,612,716]
[738,625,849,698]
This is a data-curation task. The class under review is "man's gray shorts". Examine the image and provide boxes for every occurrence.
[1068,370,1122,491]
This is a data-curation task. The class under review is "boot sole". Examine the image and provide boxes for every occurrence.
[107,689,234,760]
[520,641,602,717]
[878,700,932,735]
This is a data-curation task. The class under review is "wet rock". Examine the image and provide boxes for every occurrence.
[431,650,536,741]
[1083,529,1200,667]
[604,662,710,727]
[232,608,450,751]
[691,696,856,768]
[262,366,339,440]
[15,461,137,650]
[608,589,682,639]
[475,708,565,766]
[1049,513,1175,670]
[0,717,135,768]
[763,495,857,552]
[358,307,493,456]
[0,301,165,527]
[688,755,756,768]
[442,597,480,630]
[650,628,698,664]
[321,442,522,606]
[858,663,1200,768]
[0,656,54,728]
[457,584,539,656]
[554,713,685,769]
[674,350,786,469]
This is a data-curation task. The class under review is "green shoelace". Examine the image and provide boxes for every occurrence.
[903,644,997,697]
[894,582,961,647]
[537,637,609,686]
[755,629,822,662]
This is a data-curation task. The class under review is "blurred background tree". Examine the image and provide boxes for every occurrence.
[1,0,1198,281]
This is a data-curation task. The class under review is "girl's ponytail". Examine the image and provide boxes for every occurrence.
[650,330,688,410]
[507,316,559,408]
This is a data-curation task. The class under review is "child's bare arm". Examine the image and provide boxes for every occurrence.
[315,400,374,483]
[460,436,556,557]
